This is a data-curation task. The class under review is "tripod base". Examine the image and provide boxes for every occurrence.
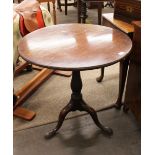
[45,71,113,139]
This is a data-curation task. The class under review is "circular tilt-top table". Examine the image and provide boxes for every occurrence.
[18,24,132,139]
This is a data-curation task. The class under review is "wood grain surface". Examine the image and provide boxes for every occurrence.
[18,24,132,71]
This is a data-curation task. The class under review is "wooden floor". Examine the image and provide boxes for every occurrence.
[14,108,140,155]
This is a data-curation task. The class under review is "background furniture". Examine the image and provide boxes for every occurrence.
[124,21,141,124]
[97,13,134,79]
[97,0,141,108]
[77,0,113,25]
[101,13,134,37]
[87,0,114,9]
[114,0,141,22]
[18,24,132,138]
[96,13,134,108]
[104,0,114,7]
[57,0,77,15]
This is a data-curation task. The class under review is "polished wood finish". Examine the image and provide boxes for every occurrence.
[18,24,132,138]
[45,71,113,138]
[114,0,141,22]
[124,21,141,124]
[14,107,36,121]
[18,24,132,71]
[102,13,134,35]
[14,61,32,76]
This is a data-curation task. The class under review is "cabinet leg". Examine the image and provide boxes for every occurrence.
[115,58,129,109]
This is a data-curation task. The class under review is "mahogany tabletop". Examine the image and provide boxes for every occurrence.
[18,24,132,71]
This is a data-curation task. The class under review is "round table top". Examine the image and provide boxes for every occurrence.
[18,24,132,71]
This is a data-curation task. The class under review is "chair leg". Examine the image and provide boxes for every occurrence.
[47,2,50,13]
[52,1,57,25]
[57,0,62,12]
[65,0,68,15]
[97,2,103,25]
[77,0,82,23]
[13,94,18,107]
[14,61,32,76]
[81,1,87,23]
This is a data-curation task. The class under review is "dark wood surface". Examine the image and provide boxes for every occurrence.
[124,21,141,124]
[102,13,134,35]
[114,0,141,22]
[18,24,132,71]
[18,24,132,138]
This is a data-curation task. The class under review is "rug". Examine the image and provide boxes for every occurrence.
[13,64,119,131]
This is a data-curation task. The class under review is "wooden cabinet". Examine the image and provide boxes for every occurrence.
[102,13,134,37]
[124,21,141,124]
[114,0,141,22]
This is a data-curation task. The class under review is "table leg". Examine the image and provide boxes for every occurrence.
[81,0,88,23]
[65,0,67,15]
[115,57,130,109]
[57,0,62,12]
[45,71,113,139]
[96,67,105,82]
[97,2,103,25]
[77,0,82,23]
